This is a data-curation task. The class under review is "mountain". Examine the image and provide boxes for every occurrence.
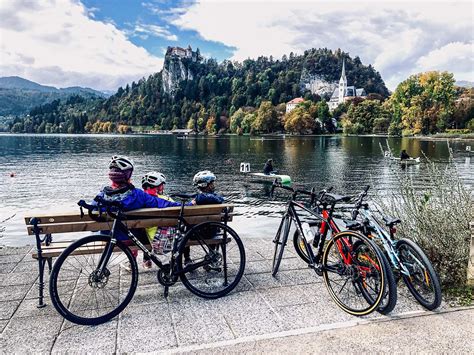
[0,76,108,116]
[0,76,58,92]
[456,80,473,88]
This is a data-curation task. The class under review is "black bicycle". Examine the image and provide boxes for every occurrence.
[271,182,389,316]
[49,194,246,325]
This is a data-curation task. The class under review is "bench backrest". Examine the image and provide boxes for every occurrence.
[25,204,234,235]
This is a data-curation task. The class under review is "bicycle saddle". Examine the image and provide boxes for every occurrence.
[324,193,352,203]
[344,219,362,230]
[170,193,197,200]
[383,216,401,227]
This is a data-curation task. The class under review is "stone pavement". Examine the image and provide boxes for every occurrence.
[0,238,467,354]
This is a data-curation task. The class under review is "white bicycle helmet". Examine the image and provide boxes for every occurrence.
[109,155,134,171]
[193,170,216,188]
[142,171,166,188]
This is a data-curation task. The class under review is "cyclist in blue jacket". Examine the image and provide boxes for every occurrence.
[183,170,224,267]
[95,155,182,210]
[94,155,184,271]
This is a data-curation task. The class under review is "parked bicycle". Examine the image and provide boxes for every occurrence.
[49,194,246,325]
[270,181,391,316]
[290,185,397,315]
[344,186,442,310]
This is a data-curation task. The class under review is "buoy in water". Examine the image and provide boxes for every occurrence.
[10,173,16,177]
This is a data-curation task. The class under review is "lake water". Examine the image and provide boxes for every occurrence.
[0,133,472,246]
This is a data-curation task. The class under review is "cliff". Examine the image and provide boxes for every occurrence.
[162,46,201,95]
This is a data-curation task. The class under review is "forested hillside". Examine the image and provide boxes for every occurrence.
[7,48,389,133]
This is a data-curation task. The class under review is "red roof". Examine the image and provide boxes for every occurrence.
[287,97,304,104]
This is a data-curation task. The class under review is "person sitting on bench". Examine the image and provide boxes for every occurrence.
[141,171,176,269]
[93,155,186,271]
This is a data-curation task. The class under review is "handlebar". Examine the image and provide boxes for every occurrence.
[271,180,333,206]
[78,197,123,222]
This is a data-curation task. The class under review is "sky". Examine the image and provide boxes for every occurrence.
[0,0,472,92]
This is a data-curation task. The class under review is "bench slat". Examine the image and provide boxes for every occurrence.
[27,214,233,235]
[32,237,231,259]
[25,204,234,224]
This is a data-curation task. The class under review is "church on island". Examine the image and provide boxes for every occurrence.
[328,60,366,111]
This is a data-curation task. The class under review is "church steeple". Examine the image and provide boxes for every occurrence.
[338,58,347,103]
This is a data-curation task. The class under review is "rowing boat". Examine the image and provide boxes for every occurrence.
[390,157,421,165]
[249,173,292,184]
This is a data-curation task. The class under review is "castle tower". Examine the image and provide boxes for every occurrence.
[338,59,347,104]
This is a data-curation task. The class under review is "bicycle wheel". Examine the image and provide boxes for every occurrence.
[293,229,311,264]
[353,241,397,315]
[322,231,386,316]
[177,222,245,299]
[396,238,442,310]
[272,214,292,276]
[49,235,138,325]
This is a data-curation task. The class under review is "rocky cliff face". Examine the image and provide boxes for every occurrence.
[161,46,201,95]
[300,69,337,99]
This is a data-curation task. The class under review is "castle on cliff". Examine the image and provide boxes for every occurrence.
[166,45,201,62]
[328,60,366,111]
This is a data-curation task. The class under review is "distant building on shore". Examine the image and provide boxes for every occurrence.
[286,97,304,113]
[328,59,366,111]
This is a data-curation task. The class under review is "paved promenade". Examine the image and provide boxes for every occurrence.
[0,239,472,354]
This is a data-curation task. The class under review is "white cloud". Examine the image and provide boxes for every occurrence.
[131,23,178,41]
[416,42,474,81]
[0,0,164,91]
[173,0,473,90]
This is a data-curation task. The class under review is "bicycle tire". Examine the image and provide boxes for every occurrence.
[354,241,397,315]
[396,238,442,310]
[177,222,246,299]
[293,229,311,264]
[322,231,386,316]
[272,214,291,276]
[49,234,138,325]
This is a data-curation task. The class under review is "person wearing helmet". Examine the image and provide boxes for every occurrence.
[95,155,183,210]
[141,171,176,269]
[192,170,224,204]
[183,170,224,267]
[92,156,186,271]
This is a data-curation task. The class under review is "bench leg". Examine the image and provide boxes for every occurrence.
[37,257,47,308]
[47,257,52,273]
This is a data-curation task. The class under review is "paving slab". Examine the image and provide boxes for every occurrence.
[0,246,32,256]
[0,262,17,274]
[0,320,8,333]
[0,254,26,264]
[0,300,21,320]
[0,284,32,302]
[0,315,63,353]
[117,303,177,353]
[0,271,37,286]
[52,319,117,353]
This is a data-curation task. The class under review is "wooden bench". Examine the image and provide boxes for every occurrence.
[25,204,234,307]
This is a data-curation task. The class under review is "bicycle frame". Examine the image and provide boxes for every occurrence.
[357,208,411,277]
[95,200,217,277]
[283,198,356,268]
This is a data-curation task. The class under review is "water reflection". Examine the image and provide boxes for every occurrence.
[0,133,472,246]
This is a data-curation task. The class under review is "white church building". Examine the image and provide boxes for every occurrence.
[328,60,366,111]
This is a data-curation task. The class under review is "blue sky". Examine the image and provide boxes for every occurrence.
[81,0,235,61]
[1,0,472,91]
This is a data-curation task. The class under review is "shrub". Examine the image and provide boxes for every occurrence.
[377,146,473,287]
